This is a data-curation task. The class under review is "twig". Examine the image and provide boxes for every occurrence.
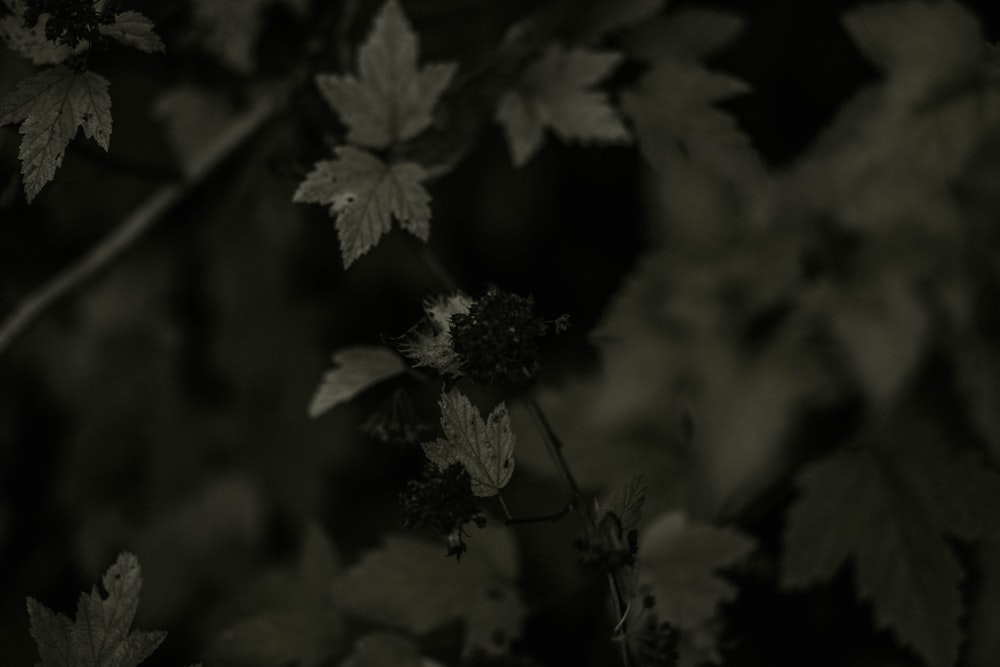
[0,94,278,356]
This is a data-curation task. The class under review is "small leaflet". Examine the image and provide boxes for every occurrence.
[98,11,166,54]
[294,146,432,267]
[315,0,457,149]
[0,65,112,201]
[495,45,630,166]
[611,474,648,535]
[431,388,516,498]
[308,345,407,418]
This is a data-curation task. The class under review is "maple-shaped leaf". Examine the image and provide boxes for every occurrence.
[334,530,524,656]
[620,58,758,180]
[496,44,631,166]
[208,523,345,667]
[98,11,165,54]
[639,511,755,632]
[422,388,515,497]
[293,146,431,267]
[782,437,1000,667]
[316,0,457,149]
[0,65,111,201]
[26,552,179,667]
[308,345,407,418]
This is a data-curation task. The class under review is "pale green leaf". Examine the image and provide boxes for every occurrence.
[0,65,111,201]
[334,531,524,656]
[308,345,407,418]
[435,388,515,497]
[781,442,984,667]
[98,11,165,54]
[639,511,754,630]
[496,45,630,166]
[293,146,431,267]
[316,0,457,148]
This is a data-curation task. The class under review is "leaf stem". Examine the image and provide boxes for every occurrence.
[0,94,278,356]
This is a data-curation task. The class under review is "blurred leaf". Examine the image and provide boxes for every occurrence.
[191,0,307,73]
[623,8,744,63]
[639,511,755,631]
[308,345,407,418]
[425,388,515,498]
[209,522,345,667]
[574,0,666,44]
[316,0,457,149]
[782,435,1000,667]
[334,530,524,656]
[842,0,983,106]
[294,146,431,267]
[621,59,758,180]
[496,45,630,166]
[97,11,164,54]
[27,553,171,667]
[0,65,111,200]
[341,632,446,667]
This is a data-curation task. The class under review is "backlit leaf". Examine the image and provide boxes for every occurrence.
[98,11,165,54]
[316,0,457,149]
[294,146,431,267]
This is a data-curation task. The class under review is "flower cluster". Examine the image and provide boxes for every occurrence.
[359,387,432,446]
[22,0,114,47]
[450,285,564,385]
[399,462,486,559]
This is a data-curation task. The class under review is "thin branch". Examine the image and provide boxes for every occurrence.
[0,94,278,355]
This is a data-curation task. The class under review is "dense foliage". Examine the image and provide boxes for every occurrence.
[2,1,999,667]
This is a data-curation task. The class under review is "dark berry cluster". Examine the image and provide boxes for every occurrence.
[574,510,638,572]
[624,595,680,667]
[450,285,558,385]
[399,462,486,559]
[22,0,114,47]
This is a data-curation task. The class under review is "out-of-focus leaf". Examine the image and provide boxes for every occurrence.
[782,434,1000,667]
[341,632,445,667]
[152,85,239,176]
[623,9,744,63]
[496,45,630,166]
[573,0,666,44]
[315,0,457,149]
[307,345,407,418]
[191,0,308,73]
[639,511,755,631]
[334,530,524,656]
